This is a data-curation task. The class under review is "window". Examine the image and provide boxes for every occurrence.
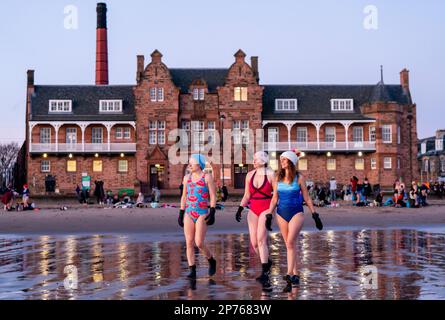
[355,158,365,170]
[384,157,392,169]
[369,126,376,142]
[41,160,50,173]
[115,128,123,139]
[234,87,248,101]
[191,121,205,150]
[67,160,77,172]
[193,88,205,101]
[325,127,336,145]
[441,159,445,172]
[423,159,429,172]
[397,126,401,144]
[352,127,364,142]
[118,160,128,173]
[66,128,77,144]
[397,157,401,169]
[93,160,102,172]
[296,127,307,143]
[421,142,426,154]
[123,127,130,139]
[382,125,392,143]
[298,158,308,171]
[40,128,51,144]
[268,127,278,143]
[208,121,216,145]
[327,158,336,171]
[331,99,353,112]
[436,139,444,151]
[92,127,103,144]
[150,87,164,102]
[371,158,377,170]
[181,120,191,146]
[232,120,249,144]
[275,99,298,112]
[99,100,122,113]
[148,121,165,145]
[49,100,72,113]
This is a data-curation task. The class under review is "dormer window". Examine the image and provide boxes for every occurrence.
[275,99,298,112]
[193,88,205,101]
[49,100,72,113]
[331,99,353,112]
[99,100,123,113]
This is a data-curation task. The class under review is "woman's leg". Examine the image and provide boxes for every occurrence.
[247,211,259,257]
[184,214,196,266]
[287,214,304,275]
[276,214,290,273]
[195,215,212,259]
[256,212,269,264]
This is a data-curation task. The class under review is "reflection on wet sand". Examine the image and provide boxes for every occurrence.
[0,229,444,300]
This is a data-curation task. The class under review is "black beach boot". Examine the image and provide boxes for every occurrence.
[208,257,216,277]
[187,265,197,279]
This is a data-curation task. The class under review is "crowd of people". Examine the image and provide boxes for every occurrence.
[1,184,38,211]
[306,176,440,209]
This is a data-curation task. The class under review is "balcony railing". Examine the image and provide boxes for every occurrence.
[30,143,137,154]
[264,141,376,152]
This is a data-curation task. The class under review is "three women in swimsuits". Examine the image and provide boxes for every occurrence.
[178,154,217,279]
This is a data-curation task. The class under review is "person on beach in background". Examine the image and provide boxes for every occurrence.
[1,186,14,211]
[269,150,322,291]
[350,176,358,201]
[178,154,217,280]
[362,178,372,202]
[22,184,30,208]
[329,177,337,206]
[236,151,276,290]
[374,191,383,207]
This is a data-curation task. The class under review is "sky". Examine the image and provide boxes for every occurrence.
[0,0,444,144]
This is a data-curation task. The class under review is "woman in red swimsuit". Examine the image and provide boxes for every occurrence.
[236,151,276,288]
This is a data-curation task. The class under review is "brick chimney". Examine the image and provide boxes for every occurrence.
[27,70,35,87]
[95,3,109,85]
[400,68,409,91]
[136,55,145,84]
[251,56,259,82]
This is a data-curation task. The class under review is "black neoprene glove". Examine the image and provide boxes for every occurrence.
[312,212,323,231]
[265,214,273,231]
[178,209,185,228]
[235,206,244,222]
[206,207,216,226]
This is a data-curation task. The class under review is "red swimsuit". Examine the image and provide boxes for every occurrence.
[248,170,273,216]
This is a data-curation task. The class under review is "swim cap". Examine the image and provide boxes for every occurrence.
[280,151,299,166]
[190,154,206,170]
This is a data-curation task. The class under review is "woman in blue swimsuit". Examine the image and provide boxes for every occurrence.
[269,150,322,289]
[178,154,217,279]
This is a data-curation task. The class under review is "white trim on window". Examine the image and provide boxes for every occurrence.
[397,125,401,144]
[275,99,298,112]
[118,160,128,173]
[234,87,248,101]
[150,87,164,102]
[49,100,72,113]
[330,99,353,112]
[40,127,51,144]
[99,100,123,113]
[371,158,377,170]
[384,157,392,169]
[369,126,376,142]
[355,158,365,170]
[41,160,50,173]
[382,125,392,143]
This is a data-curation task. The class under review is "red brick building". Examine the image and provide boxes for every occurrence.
[24,3,419,195]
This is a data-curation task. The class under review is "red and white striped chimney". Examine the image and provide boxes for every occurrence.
[95,3,109,85]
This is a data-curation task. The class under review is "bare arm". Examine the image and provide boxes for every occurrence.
[268,174,279,215]
[206,173,217,208]
[239,171,253,207]
[180,176,188,210]
[299,174,316,214]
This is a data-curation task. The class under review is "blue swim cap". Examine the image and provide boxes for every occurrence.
[190,154,206,170]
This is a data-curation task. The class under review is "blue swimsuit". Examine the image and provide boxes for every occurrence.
[277,175,304,222]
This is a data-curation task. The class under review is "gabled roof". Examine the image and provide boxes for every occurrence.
[262,84,411,121]
[169,68,228,93]
[30,85,135,121]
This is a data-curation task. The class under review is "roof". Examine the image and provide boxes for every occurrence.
[30,85,135,121]
[262,84,411,121]
[169,68,228,93]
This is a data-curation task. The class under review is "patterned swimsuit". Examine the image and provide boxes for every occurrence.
[277,174,304,222]
[185,173,210,223]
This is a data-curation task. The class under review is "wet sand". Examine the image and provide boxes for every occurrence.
[1,202,445,235]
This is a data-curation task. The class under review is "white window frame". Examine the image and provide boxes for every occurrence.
[382,125,392,143]
[325,127,336,144]
[234,87,248,101]
[330,99,353,112]
[99,100,123,113]
[397,157,401,169]
[49,100,72,113]
[118,160,128,173]
[275,99,298,112]
[115,127,123,139]
[384,157,392,169]
[41,160,50,173]
[268,127,279,143]
[150,88,164,102]
[296,127,307,143]
[421,142,426,154]
[207,121,216,145]
[66,127,77,145]
[199,89,205,100]
[92,127,103,144]
[352,126,364,142]
[371,158,377,170]
[369,126,376,142]
[123,127,131,139]
[436,139,444,151]
[397,125,401,144]
[40,127,51,144]
[441,159,445,172]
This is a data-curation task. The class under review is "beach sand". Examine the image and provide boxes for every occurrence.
[1,201,445,235]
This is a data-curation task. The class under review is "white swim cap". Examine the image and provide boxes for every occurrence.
[280,151,299,166]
